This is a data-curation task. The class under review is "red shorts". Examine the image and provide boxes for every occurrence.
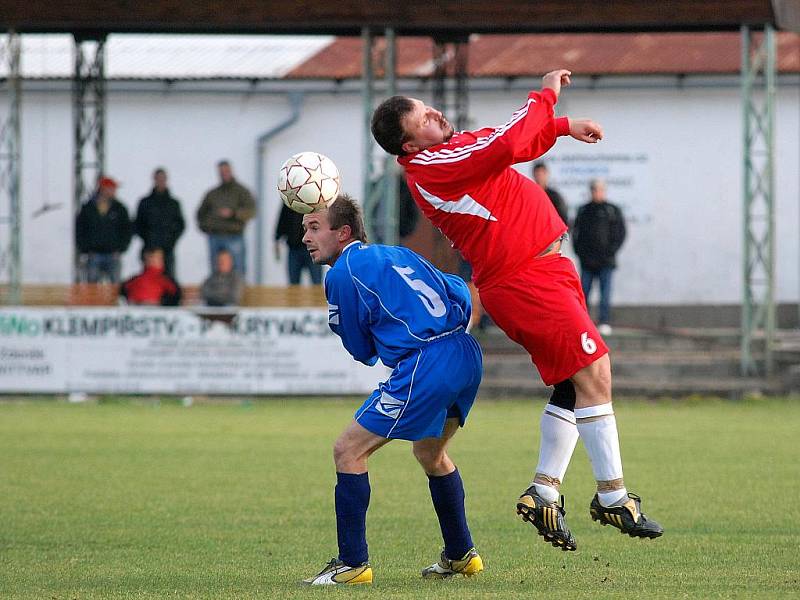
[479,254,608,386]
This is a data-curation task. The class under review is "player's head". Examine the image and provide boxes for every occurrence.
[371,96,454,156]
[533,162,549,187]
[302,194,367,266]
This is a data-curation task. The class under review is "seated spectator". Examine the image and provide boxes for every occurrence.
[201,249,244,307]
[120,247,182,306]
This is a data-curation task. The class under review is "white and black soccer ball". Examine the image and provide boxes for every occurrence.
[277,151,341,214]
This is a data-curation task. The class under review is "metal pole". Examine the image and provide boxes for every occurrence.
[254,92,304,284]
[764,24,776,376]
[740,25,752,375]
[361,27,376,241]
[454,40,470,131]
[72,34,107,283]
[740,25,776,376]
[383,27,398,246]
[1,31,22,304]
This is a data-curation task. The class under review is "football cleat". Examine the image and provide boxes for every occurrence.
[590,492,664,539]
[421,547,484,579]
[302,558,373,585]
[516,486,577,551]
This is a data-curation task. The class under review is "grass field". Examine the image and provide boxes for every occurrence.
[1,396,799,599]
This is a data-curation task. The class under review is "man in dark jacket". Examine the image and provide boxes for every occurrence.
[75,176,132,283]
[274,203,322,285]
[572,179,626,334]
[196,160,256,276]
[134,168,185,278]
[533,162,569,227]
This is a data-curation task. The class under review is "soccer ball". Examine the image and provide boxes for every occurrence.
[277,151,341,214]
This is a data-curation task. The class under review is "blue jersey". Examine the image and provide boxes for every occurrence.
[325,241,472,368]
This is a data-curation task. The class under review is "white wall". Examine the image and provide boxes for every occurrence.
[3,79,799,305]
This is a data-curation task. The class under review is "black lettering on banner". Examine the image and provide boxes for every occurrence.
[37,314,182,338]
[230,313,330,338]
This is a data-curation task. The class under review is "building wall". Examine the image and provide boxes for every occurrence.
[3,78,799,305]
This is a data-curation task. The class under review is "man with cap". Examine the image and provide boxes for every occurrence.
[76,176,133,283]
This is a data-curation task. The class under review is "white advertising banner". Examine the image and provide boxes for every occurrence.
[547,151,653,225]
[0,308,388,395]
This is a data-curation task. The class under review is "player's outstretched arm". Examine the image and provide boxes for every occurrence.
[542,69,572,99]
[568,118,603,144]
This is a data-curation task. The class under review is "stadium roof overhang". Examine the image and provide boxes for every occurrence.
[2,0,798,35]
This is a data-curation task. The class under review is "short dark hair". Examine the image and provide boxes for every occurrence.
[328,194,368,243]
[217,160,231,168]
[153,167,166,177]
[371,96,415,156]
[590,178,604,191]
[140,245,163,262]
[215,248,232,258]
[533,162,548,172]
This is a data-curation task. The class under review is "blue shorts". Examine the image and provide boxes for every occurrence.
[354,332,482,441]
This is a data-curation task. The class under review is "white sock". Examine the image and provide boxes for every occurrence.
[534,407,579,504]
[597,489,628,507]
[574,404,627,506]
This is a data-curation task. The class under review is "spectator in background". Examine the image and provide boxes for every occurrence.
[571,179,627,335]
[274,203,322,285]
[201,248,244,307]
[120,247,181,306]
[134,167,185,279]
[368,173,420,243]
[533,162,569,227]
[76,176,132,283]
[197,160,256,276]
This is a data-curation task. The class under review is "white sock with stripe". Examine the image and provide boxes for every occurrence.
[575,403,628,507]
[533,405,579,504]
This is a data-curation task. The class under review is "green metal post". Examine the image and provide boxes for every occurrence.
[741,26,752,375]
[740,25,776,376]
[73,35,107,283]
[1,31,22,305]
[383,27,398,246]
[764,25,776,376]
[362,26,374,239]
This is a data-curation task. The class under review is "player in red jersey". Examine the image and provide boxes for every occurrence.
[371,70,663,550]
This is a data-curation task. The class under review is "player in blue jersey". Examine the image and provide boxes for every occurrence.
[300,194,484,586]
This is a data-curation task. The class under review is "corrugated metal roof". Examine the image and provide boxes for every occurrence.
[287,32,800,79]
[2,32,797,81]
[2,34,333,79]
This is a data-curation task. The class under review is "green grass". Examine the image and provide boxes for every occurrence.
[1,396,799,599]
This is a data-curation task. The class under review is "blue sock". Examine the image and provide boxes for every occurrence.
[428,468,473,560]
[335,472,370,566]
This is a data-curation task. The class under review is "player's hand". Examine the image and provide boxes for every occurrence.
[568,118,603,144]
[542,69,572,98]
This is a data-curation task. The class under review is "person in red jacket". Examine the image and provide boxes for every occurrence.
[371,69,662,551]
[120,247,181,306]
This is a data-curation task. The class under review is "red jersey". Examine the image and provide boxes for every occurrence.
[399,88,571,289]
[121,266,180,305]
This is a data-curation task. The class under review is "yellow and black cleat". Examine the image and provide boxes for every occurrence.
[590,493,664,539]
[421,547,484,579]
[516,487,577,551]
[302,558,373,585]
